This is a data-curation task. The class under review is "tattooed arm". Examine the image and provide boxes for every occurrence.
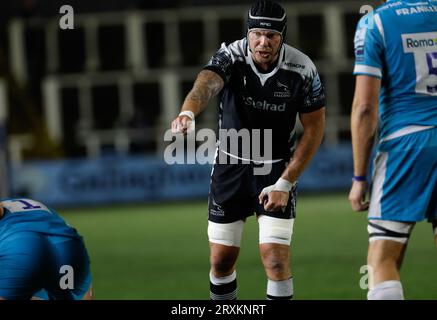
[182,70,224,115]
[171,70,224,134]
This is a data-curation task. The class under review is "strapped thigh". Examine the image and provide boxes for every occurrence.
[208,220,245,247]
[368,220,415,244]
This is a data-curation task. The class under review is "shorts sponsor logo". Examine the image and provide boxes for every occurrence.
[210,198,225,216]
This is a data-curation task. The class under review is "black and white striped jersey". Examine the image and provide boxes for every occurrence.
[204,38,326,161]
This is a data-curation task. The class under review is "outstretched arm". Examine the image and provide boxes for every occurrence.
[348,75,380,212]
[171,70,224,134]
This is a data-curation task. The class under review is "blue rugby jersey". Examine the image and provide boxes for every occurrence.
[353,0,437,140]
[0,198,81,241]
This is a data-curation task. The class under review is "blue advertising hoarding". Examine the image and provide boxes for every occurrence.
[10,145,354,207]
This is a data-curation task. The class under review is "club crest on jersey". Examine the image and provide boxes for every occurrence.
[243,96,286,111]
[274,80,291,98]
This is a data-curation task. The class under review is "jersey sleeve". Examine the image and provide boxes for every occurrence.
[203,42,234,83]
[299,62,326,113]
[353,13,384,78]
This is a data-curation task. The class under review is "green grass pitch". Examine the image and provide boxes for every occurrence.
[60,193,437,300]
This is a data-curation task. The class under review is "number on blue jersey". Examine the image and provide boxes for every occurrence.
[2,199,50,213]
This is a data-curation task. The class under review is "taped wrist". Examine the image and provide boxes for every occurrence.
[273,178,294,192]
[178,110,195,132]
[179,110,195,120]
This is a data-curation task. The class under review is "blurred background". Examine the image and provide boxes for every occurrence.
[0,0,380,202]
[0,0,436,300]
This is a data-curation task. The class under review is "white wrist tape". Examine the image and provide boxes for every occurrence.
[179,111,195,120]
[261,178,294,197]
[176,110,195,133]
[273,178,294,192]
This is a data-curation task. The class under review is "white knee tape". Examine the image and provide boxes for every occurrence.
[208,220,244,247]
[258,215,294,245]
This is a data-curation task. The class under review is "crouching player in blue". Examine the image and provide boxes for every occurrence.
[0,198,92,300]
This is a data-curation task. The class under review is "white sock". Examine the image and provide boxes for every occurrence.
[267,277,293,300]
[368,280,404,300]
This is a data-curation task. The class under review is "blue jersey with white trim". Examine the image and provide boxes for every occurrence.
[0,198,81,242]
[353,0,437,139]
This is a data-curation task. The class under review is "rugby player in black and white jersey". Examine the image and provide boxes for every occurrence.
[171,0,326,300]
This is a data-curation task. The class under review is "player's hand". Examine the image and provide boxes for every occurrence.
[259,188,289,212]
[348,180,369,211]
[171,115,195,135]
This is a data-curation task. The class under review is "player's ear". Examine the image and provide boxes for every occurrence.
[0,204,3,217]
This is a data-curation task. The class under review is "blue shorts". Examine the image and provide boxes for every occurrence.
[368,127,437,222]
[0,232,92,300]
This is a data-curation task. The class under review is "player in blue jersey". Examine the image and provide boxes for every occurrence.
[349,0,437,300]
[171,0,325,300]
[0,199,92,300]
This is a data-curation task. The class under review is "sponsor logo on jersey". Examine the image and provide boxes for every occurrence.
[274,92,291,98]
[354,26,366,61]
[311,75,323,96]
[243,96,286,111]
[406,37,437,49]
[283,62,305,69]
[402,32,437,52]
[395,5,437,16]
